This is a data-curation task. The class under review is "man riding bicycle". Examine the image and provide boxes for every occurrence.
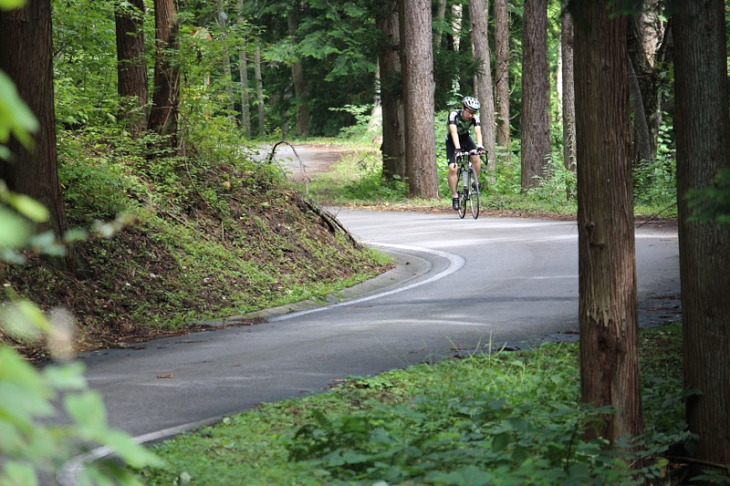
[445,96,485,210]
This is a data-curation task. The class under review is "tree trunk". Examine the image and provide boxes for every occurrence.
[493,0,510,163]
[254,40,265,135]
[469,0,496,183]
[288,6,310,138]
[0,0,70,243]
[377,0,405,182]
[673,0,730,474]
[237,0,251,137]
[520,0,551,191]
[114,0,148,137]
[216,0,236,117]
[627,8,662,163]
[572,0,642,445]
[149,0,180,141]
[399,0,438,198]
[434,0,448,51]
[560,6,576,173]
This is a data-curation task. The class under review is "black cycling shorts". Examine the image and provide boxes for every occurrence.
[445,135,477,165]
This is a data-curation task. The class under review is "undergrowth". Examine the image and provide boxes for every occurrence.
[137,323,689,485]
[1,126,388,357]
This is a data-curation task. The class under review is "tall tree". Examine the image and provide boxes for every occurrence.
[254,40,265,135]
[520,0,551,191]
[673,0,730,473]
[627,0,668,163]
[149,0,180,140]
[0,0,70,242]
[287,3,310,137]
[377,0,405,182]
[560,5,576,172]
[215,0,236,117]
[469,0,496,182]
[572,0,643,444]
[399,0,438,197]
[115,0,148,137]
[237,0,251,137]
[493,0,510,162]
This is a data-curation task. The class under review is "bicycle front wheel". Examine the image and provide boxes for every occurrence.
[468,168,480,219]
[458,189,467,218]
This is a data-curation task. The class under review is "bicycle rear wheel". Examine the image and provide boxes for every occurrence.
[468,168,480,219]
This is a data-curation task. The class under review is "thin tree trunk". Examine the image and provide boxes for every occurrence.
[469,0,496,184]
[288,6,310,137]
[399,0,438,197]
[237,0,250,137]
[673,0,730,474]
[115,0,148,137]
[494,0,510,162]
[377,0,405,182]
[520,0,551,191]
[561,5,576,172]
[434,0,448,51]
[216,0,236,117]
[254,40,265,135]
[572,0,643,445]
[149,0,180,141]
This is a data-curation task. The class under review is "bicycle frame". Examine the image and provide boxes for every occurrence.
[454,149,486,219]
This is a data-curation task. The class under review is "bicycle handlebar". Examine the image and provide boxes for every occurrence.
[455,148,487,157]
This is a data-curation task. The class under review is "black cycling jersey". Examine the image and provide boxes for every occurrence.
[447,109,481,138]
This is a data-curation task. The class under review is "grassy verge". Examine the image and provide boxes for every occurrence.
[135,323,686,485]
[293,143,675,222]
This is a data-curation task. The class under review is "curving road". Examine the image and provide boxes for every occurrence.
[57,208,680,484]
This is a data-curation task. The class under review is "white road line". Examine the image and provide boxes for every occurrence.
[270,243,465,322]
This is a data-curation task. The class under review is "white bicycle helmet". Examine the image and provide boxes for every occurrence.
[462,96,480,111]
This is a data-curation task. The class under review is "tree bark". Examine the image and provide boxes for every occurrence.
[399,0,438,198]
[469,0,496,183]
[115,0,148,137]
[673,0,730,473]
[149,0,180,141]
[493,0,510,162]
[0,0,70,243]
[237,0,251,137]
[216,0,236,117]
[288,5,310,138]
[560,6,576,173]
[377,0,405,182]
[572,0,643,444]
[254,41,265,135]
[520,0,551,191]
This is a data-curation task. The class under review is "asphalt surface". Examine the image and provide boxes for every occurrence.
[55,208,680,485]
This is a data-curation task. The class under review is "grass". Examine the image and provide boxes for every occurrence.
[127,140,687,485]
[135,323,687,485]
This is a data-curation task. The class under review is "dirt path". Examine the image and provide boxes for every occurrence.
[261,142,352,181]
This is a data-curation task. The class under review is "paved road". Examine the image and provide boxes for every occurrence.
[57,208,680,483]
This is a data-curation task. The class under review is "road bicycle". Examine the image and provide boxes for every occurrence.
[455,148,486,219]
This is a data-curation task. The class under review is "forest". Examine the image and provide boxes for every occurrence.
[1,0,729,483]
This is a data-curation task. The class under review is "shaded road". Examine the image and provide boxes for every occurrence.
[58,208,679,484]
[55,145,680,483]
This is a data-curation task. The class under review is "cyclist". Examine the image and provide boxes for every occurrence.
[445,96,485,210]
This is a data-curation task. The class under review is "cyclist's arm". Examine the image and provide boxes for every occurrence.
[474,125,483,149]
[448,124,461,151]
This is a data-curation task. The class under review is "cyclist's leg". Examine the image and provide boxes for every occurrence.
[461,136,480,180]
[446,140,460,208]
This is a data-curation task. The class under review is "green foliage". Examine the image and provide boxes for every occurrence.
[138,325,688,485]
[0,71,38,157]
[686,168,730,225]
[634,114,677,214]
[305,150,408,203]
